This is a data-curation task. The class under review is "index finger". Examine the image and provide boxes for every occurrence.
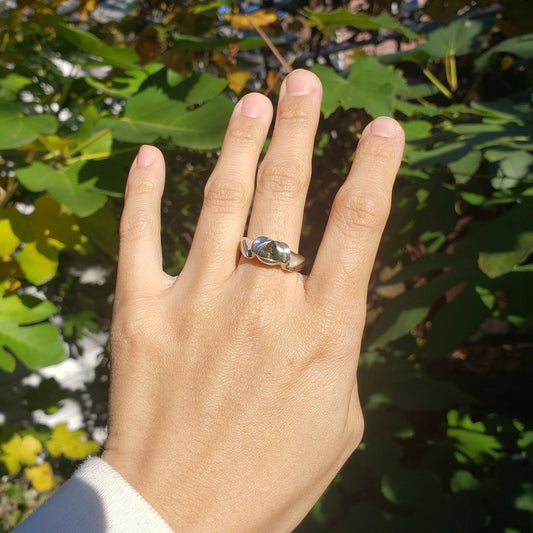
[305,117,404,320]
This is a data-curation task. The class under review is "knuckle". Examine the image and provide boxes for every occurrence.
[203,178,249,214]
[126,174,156,197]
[225,125,261,146]
[119,211,154,242]
[358,138,397,170]
[258,158,309,198]
[332,188,390,234]
[278,101,315,129]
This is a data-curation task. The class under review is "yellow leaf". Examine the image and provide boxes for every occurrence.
[226,68,253,95]
[45,423,99,460]
[212,51,252,95]
[0,212,21,255]
[9,196,84,285]
[25,461,55,492]
[77,0,97,22]
[501,55,514,71]
[16,241,60,286]
[0,433,42,475]
[23,134,77,155]
[225,10,278,30]
[266,70,283,96]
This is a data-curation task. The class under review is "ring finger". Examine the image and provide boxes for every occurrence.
[244,69,322,257]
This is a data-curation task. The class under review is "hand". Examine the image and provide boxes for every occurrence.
[102,69,404,532]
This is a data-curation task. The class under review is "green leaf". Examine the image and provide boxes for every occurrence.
[312,59,406,118]
[448,150,482,183]
[418,17,488,59]
[477,202,533,278]
[79,204,118,257]
[332,503,392,533]
[0,73,32,100]
[425,286,492,359]
[0,294,66,371]
[84,63,162,98]
[98,87,233,149]
[16,161,107,217]
[80,130,113,160]
[310,65,350,118]
[450,470,481,493]
[401,120,433,143]
[50,18,140,69]
[0,101,57,150]
[25,378,69,414]
[169,32,286,52]
[360,357,471,413]
[380,16,491,66]
[476,33,533,71]
[472,98,533,122]
[386,253,461,285]
[447,410,502,462]
[304,7,418,39]
[382,468,444,507]
[499,151,533,179]
[408,141,474,169]
[15,241,60,286]
[170,72,228,104]
[368,271,463,349]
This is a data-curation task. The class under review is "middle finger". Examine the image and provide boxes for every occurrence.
[245,69,322,254]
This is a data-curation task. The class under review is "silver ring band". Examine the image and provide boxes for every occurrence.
[241,236,305,272]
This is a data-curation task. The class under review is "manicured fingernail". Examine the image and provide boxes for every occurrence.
[370,117,402,138]
[136,145,155,168]
[285,69,316,96]
[240,94,266,118]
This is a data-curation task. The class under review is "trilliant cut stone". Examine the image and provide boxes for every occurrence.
[251,237,290,265]
[258,240,281,262]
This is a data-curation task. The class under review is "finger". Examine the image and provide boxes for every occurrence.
[306,117,404,317]
[181,93,273,284]
[244,69,322,254]
[116,145,166,295]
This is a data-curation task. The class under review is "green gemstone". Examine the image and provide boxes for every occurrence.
[259,241,280,261]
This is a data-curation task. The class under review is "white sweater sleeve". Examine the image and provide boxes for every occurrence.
[14,457,174,533]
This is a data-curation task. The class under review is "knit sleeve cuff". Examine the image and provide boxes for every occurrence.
[14,457,174,533]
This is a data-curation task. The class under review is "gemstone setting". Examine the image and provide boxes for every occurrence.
[250,236,290,265]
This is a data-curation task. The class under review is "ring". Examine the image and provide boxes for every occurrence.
[241,236,305,272]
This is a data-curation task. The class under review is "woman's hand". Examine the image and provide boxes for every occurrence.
[102,69,404,532]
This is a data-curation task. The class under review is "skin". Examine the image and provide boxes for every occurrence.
[102,69,405,532]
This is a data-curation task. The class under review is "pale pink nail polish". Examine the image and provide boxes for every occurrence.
[137,145,155,168]
[285,69,316,96]
[241,95,265,118]
[370,117,401,138]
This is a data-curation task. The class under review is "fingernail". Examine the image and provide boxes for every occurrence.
[370,117,401,138]
[240,94,266,118]
[285,69,316,96]
[137,145,155,168]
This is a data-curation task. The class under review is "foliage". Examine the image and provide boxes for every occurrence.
[0,0,532,531]
[0,422,98,524]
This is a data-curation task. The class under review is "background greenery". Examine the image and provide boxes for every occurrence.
[0,0,532,530]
